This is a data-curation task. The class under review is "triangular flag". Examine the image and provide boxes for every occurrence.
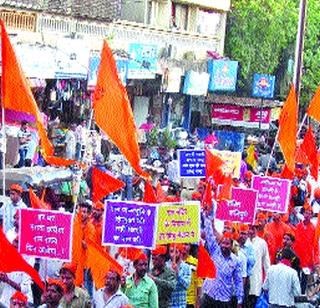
[197,242,216,279]
[277,84,298,172]
[143,181,157,203]
[307,86,320,122]
[92,41,149,179]
[281,164,295,180]
[29,188,50,210]
[201,181,213,211]
[217,174,233,201]
[92,167,125,203]
[0,228,44,290]
[87,239,123,289]
[205,148,224,179]
[295,145,310,165]
[300,126,319,181]
[0,20,75,167]
[156,182,166,202]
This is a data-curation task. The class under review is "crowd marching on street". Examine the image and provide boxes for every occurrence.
[1,16,320,308]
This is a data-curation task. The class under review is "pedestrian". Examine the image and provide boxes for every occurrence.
[0,184,27,233]
[121,253,159,308]
[200,216,243,308]
[75,119,88,161]
[248,222,270,308]
[93,270,129,308]
[149,245,177,308]
[59,263,91,308]
[167,243,191,308]
[10,291,28,308]
[17,121,31,167]
[65,123,77,160]
[263,247,301,307]
[38,278,65,308]
[91,201,104,246]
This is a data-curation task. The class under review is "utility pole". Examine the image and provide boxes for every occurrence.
[293,0,307,107]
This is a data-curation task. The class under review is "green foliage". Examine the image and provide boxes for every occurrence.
[161,128,177,150]
[147,127,159,147]
[226,0,320,107]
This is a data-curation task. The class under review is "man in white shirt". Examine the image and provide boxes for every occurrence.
[248,223,270,308]
[94,270,129,308]
[263,248,301,307]
[65,123,77,160]
[75,119,88,161]
[0,184,27,233]
[17,121,31,167]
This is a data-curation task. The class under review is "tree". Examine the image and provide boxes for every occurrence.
[225,0,298,98]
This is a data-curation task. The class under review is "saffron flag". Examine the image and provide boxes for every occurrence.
[277,85,298,172]
[217,174,233,201]
[205,148,224,179]
[156,182,166,202]
[201,181,213,211]
[143,181,158,203]
[118,247,144,261]
[197,242,216,279]
[92,41,149,178]
[87,239,123,289]
[300,126,319,181]
[0,20,75,167]
[29,188,50,210]
[307,86,320,122]
[92,167,125,203]
[0,228,44,290]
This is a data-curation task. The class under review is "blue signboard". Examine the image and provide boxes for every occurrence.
[178,149,206,178]
[128,43,157,79]
[252,74,275,98]
[208,60,238,92]
[214,130,245,152]
[183,71,210,96]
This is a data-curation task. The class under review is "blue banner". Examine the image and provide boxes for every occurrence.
[208,60,238,92]
[252,74,275,98]
[178,149,205,178]
[128,43,157,79]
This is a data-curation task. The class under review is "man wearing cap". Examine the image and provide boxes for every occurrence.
[17,121,31,168]
[94,270,129,308]
[168,243,191,308]
[39,279,64,308]
[10,291,28,308]
[247,223,270,308]
[59,263,91,308]
[0,184,27,233]
[121,254,159,308]
[149,245,176,308]
[200,216,243,308]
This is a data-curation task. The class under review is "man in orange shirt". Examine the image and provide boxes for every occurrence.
[72,201,96,297]
[91,201,104,246]
[265,213,291,263]
[294,205,319,293]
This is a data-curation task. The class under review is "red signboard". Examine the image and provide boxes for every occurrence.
[211,104,244,122]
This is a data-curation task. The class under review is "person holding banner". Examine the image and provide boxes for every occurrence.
[168,244,192,308]
[150,245,177,308]
[201,216,243,308]
[121,254,159,308]
[39,278,65,308]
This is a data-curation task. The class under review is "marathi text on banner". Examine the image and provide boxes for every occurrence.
[102,201,158,249]
[216,187,258,224]
[19,209,73,261]
[252,175,291,213]
[178,149,206,178]
[156,202,200,244]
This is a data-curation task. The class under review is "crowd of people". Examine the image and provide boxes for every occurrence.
[0,122,320,308]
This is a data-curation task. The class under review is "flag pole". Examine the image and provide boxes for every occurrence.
[1,106,6,199]
[296,113,308,138]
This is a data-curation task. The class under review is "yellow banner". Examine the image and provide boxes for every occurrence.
[156,202,200,245]
[211,149,242,178]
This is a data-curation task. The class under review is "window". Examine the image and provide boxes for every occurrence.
[197,9,221,36]
[171,2,188,31]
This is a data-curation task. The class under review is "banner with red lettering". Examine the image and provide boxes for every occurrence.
[19,209,73,261]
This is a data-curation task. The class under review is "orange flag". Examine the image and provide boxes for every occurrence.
[0,20,75,167]
[118,247,144,261]
[197,242,216,279]
[277,85,298,172]
[281,164,295,180]
[92,41,149,178]
[92,167,125,203]
[29,188,50,210]
[156,182,166,202]
[143,181,158,203]
[205,148,224,179]
[86,239,123,289]
[307,86,320,122]
[300,126,319,181]
[217,174,233,201]
[201,181,213,211]
[0,228,44,290]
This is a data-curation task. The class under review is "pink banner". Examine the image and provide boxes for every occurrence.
[249,108,271,123]
[252,175,291,213]
[211,104,244,121]
[19,209,73,261]
[216,187,258,224]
